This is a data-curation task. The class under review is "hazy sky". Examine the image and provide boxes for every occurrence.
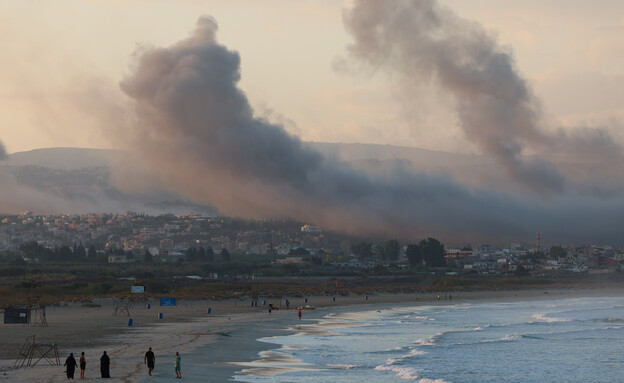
[1,0,623,154]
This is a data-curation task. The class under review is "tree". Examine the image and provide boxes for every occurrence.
[419,238,446,267]
[206,247,215,262]
[19,241,52,261]
[515,265,530,276]
[383,239,400,261]
[87,245,97,259]
[198,246,206,261]
[307,255,322,266]
[351,242,372,260]
[186,247,198,262]
[73,242,86,259]
[406,244,423,267]
[550,245,566,259]
[220,248,231,262]
[54,245,73,262]
[144,247,153,263]
[288,247,310,256]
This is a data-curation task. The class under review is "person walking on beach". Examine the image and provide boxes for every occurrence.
[79,352,86,379]
[144,347,155,376]
[100,351,110,378]
[174,352,181,379]
[64,352,77,379]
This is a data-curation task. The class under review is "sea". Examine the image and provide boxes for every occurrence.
[231,295,624,382]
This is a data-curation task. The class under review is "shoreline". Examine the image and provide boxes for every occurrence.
[1,287,622,382]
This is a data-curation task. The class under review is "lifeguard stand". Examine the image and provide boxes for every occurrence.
[14,335,60,367]
[112,297,131,317]
[28,296,47,327]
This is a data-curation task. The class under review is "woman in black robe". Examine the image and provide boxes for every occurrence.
[64,353,77,379]
[100,351,110,378]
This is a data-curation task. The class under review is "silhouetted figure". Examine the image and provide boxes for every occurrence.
[144,347,155,376]
[100,351,110,378]
[64,353,78,379]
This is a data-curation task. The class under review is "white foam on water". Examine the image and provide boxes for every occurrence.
[531,313,571,323]
[405,349,427,357]
[375,365,420,380]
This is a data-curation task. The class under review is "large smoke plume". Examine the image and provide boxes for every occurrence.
[342,0,624,195]
[113,15,624,244]
[0,141,7,161]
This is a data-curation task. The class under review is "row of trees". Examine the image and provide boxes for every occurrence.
[352,238,446,268]
[15,237,446,269]
[19,241,98,262]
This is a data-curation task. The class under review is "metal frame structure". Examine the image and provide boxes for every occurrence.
[14,335,60,368]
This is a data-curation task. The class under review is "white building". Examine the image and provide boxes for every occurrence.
[301,224,322,234]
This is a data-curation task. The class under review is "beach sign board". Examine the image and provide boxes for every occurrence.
[160,297,176,306]
[131,285,146,294]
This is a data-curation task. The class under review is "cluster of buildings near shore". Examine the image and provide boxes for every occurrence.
[1,211,623,275]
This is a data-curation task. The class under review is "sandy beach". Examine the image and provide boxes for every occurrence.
[1,287,620,382]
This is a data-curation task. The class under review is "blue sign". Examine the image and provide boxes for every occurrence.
[131,286,146,294]
[160,297,176,306]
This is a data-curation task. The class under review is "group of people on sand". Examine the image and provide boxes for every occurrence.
[63,347,181,379]
[63,351,109,379]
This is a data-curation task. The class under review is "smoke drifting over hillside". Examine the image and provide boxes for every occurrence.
[0,141,7,161]
[113,14,624,244]
[0,140,72,213]
[342,0,624,195]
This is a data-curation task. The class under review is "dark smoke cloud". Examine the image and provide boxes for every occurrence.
[114,15,624,245]
[0,140,7,161]
[342,0,624,195]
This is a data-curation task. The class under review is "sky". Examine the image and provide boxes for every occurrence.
[1,0,623,154]
[1,0,624,246]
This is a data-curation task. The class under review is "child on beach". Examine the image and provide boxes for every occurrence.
[79,352,86,379]
[174,352,181,379]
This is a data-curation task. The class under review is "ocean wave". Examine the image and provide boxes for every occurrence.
[598,317,624,323]
[375,365,421,380]
[326,363,358,369]
[418,379,452,383]
[448,333,522,346]
[521,334,543,340]
[530,313,571,323]
[476,333,521,344]
[405,349,427,357]
[414,338,436,347]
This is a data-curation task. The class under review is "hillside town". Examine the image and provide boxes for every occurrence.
[1,211,623,275]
